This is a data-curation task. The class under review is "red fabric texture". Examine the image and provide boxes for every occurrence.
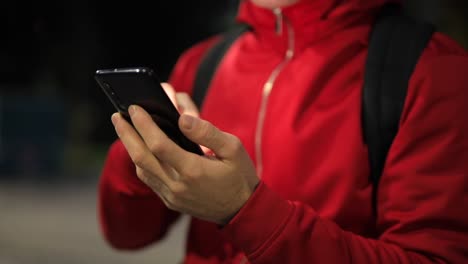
[98,0,468,263]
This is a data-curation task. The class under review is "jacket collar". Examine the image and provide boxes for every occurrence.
[236,0,400,55]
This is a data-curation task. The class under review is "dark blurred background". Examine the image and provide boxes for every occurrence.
[0,0,466,263]
[0,0,238,183]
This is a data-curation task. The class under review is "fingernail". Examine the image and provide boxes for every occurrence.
[111,113,119,126]
[181,114,195,130]
[129,105,137,117]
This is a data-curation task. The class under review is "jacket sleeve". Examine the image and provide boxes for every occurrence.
[221,41,468,263]
[98,140,180,249]
[97,36,220,250]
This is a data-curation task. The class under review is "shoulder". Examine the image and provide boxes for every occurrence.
[414,32,467,77]
[168,35,221,94]
[402,31,468,123]
[411,32,467,94]
[424,32,467,58]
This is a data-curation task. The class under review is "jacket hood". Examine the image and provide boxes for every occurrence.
[236,0,401,54]
[237,0,401,23]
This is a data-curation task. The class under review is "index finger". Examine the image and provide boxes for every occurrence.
[128,105,199,172]
[111,112,173,186]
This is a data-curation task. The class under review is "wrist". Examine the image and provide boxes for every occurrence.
[220,181,260,225]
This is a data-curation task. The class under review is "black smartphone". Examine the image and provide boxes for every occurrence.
[95,67,203,155]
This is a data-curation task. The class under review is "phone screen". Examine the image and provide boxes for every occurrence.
[95,67,203,155]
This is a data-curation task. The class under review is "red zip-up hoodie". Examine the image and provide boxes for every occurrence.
[98,0,468,263]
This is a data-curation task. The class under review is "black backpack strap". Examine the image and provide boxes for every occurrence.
[193,23,250,109]
[362,4,435,204]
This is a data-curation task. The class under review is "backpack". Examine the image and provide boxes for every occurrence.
[191,4,435,209]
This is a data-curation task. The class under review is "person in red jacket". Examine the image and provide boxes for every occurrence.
[99,0,468,263]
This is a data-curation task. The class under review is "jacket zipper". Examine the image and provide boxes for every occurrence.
[239,9,294,264]
[254,8,295,178]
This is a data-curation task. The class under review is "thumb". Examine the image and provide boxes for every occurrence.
[179,114,240,159]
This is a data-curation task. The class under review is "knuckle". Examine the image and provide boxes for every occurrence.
[200,121,216,140]
[164,192,179,210]
[135,168,147,184]
[181,163,201,180]
[135,167,145,179]
[168,182,186,196]
[148,140,166,155]
[158,185,175,209]
[132,151,148,168]
[228,135,243,155]
[136,168,159,189]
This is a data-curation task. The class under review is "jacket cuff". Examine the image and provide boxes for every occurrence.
[221,181,294,257]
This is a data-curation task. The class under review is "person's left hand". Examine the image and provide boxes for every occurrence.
[111,105,260,225]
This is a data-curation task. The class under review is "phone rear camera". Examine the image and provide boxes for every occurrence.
[118,103,127,110]
[102,82,115,95]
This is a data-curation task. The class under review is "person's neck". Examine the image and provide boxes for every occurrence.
[249,0,299,9]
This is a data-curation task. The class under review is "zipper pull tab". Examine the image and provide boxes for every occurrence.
[273,8,283,35]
